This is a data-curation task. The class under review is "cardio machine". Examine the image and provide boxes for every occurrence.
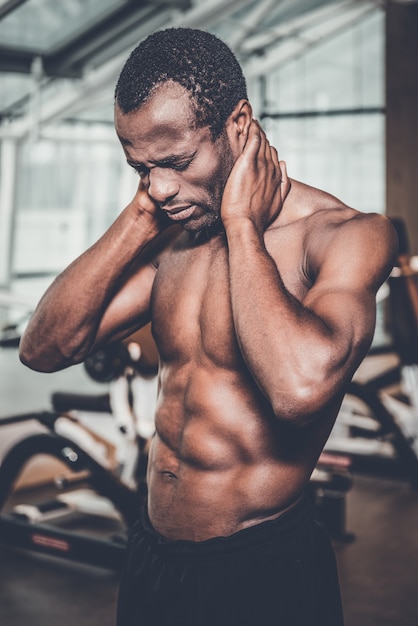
[0,337,157,571]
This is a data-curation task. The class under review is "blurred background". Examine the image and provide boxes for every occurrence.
[0,0,416,320]
[2,0,417,404]
[0,1,418,625]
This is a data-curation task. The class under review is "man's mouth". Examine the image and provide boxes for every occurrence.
[164,205,196,221]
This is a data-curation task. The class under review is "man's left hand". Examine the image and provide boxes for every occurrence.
[221,119,290,232]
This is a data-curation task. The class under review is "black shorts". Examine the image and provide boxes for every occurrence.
[116,493,344,626]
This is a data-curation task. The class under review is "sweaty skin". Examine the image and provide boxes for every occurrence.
[19,82,397,541]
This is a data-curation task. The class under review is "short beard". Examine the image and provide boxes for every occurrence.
[200,215,225,237]
[181,205,222,234]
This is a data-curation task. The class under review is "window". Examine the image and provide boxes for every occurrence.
[262,9,385,214]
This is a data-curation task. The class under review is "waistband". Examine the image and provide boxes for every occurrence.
[140,492,314,558]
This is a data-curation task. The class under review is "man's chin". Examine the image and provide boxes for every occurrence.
[181,213,222,235]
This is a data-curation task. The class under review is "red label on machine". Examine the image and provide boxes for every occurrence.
[31,533,71,552]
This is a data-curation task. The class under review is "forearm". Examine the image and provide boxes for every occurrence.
[19,205,159,372]
[225,219,349,420]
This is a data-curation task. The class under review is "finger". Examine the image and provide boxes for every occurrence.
[280,160,288,183]
[280,160,291,196]
[270,145,280,171]
[262,134,280,187]
[244,119,262,158]
[253,120,270,161]
[136,180,159,211]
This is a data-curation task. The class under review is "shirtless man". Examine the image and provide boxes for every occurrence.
[19,28,397,626]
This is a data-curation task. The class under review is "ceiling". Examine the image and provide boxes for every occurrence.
[0,0,389,138]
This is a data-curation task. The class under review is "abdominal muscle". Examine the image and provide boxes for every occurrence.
[146,362,314,542]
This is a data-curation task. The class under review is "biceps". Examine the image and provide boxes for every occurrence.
[304,287,377,362]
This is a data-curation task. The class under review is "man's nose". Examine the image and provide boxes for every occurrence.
[148,169,179,204]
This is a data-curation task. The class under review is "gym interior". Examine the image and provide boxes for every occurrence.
[1,1,418,625]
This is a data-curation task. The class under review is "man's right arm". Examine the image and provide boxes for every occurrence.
[19,183,167,373]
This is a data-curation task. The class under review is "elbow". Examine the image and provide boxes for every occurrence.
[19,334,79,373]
[19,340,57,373]
[271,386,321,426]
[270,369,341,427]
[19,309,95,372]
[268,335,368,426]
[19,335,38,370]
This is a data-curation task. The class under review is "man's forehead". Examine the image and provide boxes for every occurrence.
[117,119,203,157]
[115,93,213,165]
[133,82,195,125]
[115,84,199,140]
[149,83,194,119]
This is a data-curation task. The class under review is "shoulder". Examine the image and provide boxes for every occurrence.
[305,205,398,292]
[305,203,397,255]
[306,203,396,245]
[277,179,397,289]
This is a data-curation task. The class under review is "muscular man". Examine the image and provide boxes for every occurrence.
[20,28,397,626]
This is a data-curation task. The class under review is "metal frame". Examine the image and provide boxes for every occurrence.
[0,0,191,77]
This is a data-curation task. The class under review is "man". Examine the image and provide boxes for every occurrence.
[20,28,397,626]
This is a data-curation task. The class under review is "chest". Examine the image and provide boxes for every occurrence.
[151,232,310,364]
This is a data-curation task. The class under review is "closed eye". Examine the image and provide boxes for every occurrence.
[156,152,196,171]
[127,161,149,178]
[170,160,192,171]
[127,152,195,176]
[133,166,148,178]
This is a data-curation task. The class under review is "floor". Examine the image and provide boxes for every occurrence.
[336,475,418,626]
[1,347,418,625]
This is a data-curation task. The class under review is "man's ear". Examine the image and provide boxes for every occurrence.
[225,100,253,155]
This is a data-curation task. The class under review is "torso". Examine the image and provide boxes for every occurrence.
[146,181,353,541]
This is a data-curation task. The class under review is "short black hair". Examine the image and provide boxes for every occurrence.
[114,28,248,139]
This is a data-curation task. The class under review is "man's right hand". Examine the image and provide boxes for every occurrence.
[19,180,165,373]
[129,181,169,235]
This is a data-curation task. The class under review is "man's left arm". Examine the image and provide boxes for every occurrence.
[222,125,397,424]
